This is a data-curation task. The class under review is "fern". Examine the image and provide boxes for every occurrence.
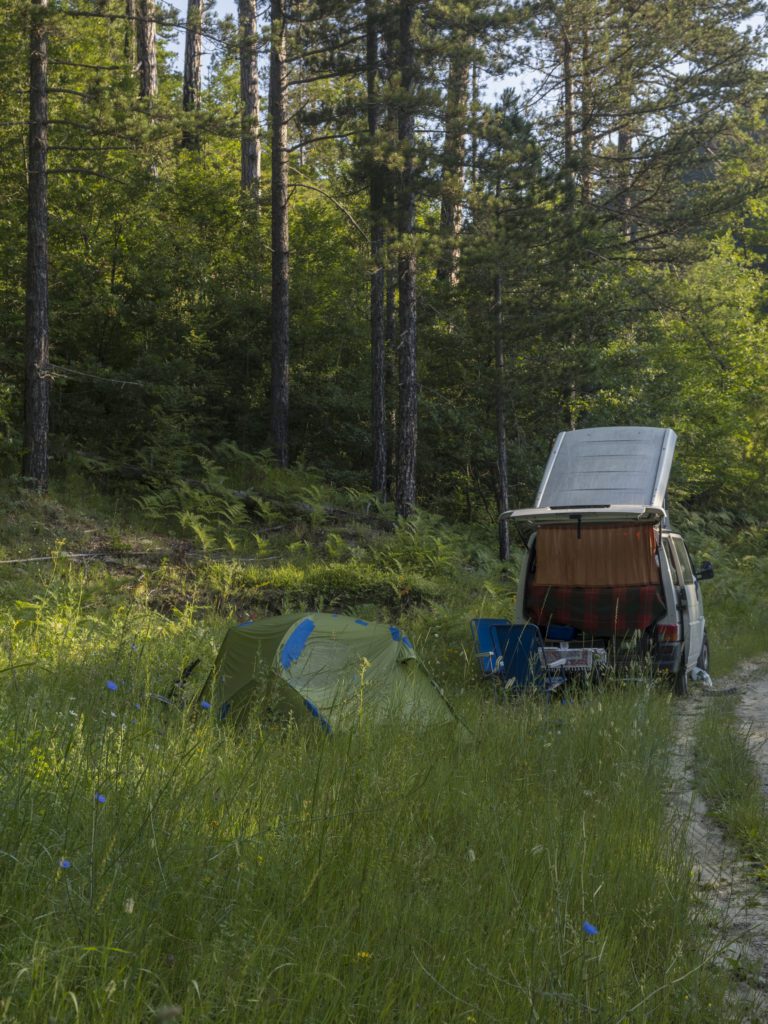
[177,511,216,552]
[247,495,278,525]
[324,532,349,559]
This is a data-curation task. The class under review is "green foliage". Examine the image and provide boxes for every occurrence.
[588,239,768,512]
[2,0,767,516]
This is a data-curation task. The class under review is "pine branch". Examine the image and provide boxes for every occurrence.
[288,171,368,244]
[50,60,125,71]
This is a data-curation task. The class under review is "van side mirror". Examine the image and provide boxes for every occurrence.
[695,560,714,581]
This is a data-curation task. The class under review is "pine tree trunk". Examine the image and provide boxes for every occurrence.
[269,0,290,467]
[493,273,509,562]
[617,28,633,241]
[436,55,469,287]
[562,24,574,202]
[617,5,635,241]
[470,60,478,185]
[617,125,633,238]
[181,0,203,149]
[125,0,136,64]
[395,0,417,518]
[238,0,261,200]
[385,259,397,489]
[367,4,387,499]
[136,0,157,98]
[562,9,577,428]
[579,28,592,205]
[23,0,50,492]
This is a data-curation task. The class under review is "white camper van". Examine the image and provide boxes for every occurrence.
[502,427,713,694]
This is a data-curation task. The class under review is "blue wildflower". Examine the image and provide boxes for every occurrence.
[95,793,106,804]
[582,921,599,936]
[200,700,211,710]
[59,858,71,869]
[106,680,118,692]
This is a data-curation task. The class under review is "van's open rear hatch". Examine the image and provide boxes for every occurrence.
[525,523,667,636]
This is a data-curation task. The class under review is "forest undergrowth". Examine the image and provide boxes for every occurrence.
[2,461,768,1022]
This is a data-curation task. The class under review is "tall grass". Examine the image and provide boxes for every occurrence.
[693,697,768,869]
[0,592,741,1023]
[0,481,762,1021]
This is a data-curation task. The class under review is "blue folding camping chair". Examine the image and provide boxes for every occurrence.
[489,622,567,694]
[470,617,512,675]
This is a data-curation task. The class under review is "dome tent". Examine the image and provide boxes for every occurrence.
[208,613,456,732]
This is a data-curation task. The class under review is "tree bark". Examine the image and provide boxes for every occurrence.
[23,0,50,492]
[617,124,633,238]
[579,27,592,205]
[367,3,387,499]
[470,60,478,186]
[562,13,574,203]
[181,0,203,149]
[436,54,469,287]
[136,0,158,98]
[395,0,417,518]
[269,0,290,467]
[238,0,261,200]
[617,8,634,242]
[125,0,136,65]
[493,273,509,561]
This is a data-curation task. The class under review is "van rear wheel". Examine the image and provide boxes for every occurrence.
[673,660,689,697]
[697,631,710,674]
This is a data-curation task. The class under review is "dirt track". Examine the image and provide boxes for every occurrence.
[673,660,768,1020]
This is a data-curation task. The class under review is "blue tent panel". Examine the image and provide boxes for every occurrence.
[303,697,333,734]
[280,618,316,669]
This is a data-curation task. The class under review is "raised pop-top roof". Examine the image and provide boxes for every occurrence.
[535,426,676,510]
[501,426,677,536]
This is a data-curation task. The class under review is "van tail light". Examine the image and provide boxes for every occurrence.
[657,624,680,641]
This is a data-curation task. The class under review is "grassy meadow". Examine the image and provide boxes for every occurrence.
[2,469,768,1022]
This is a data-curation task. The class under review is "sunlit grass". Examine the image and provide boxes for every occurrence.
[0,591,743,1023]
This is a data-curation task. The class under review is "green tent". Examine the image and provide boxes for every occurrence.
[208,613,455,732]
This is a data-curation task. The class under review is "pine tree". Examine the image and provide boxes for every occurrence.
[395,0,418,517]
[238,0,261,199]
[367,0,388,498]
[181,0,204,148]
[269,0,290,467]
[136,0,157,98]
[23,0,50,491]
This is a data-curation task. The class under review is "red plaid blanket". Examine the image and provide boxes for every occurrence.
[526,584,666,636]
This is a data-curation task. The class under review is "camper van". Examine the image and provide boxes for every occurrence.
[502,427,713,694]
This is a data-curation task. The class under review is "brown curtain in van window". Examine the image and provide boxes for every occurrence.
[533,524,660,587]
